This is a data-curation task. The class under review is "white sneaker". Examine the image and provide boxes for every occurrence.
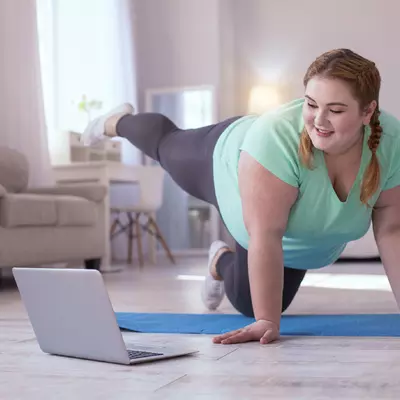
[201,240,230,311]
[82,103,134,146]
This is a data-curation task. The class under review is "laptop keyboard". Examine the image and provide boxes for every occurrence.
[127,350,164,360]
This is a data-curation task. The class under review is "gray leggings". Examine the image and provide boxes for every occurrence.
[117,113,306,317]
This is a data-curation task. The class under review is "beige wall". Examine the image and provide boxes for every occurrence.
[131,0,400,248]
[132,0,222,113]
[232,0,400,117]
[133,0,400,119]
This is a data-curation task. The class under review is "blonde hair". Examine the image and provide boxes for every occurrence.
[299,49,382,206]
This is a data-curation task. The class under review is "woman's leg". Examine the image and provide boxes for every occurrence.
[216,242,306,317]
[83,104,241,206]
[115,113,241,206]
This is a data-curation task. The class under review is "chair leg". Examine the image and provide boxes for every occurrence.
[127,213,134,264]
[110,217,119,237]
[134,213,144,268]
[109,216,119,261]
[149,216,175,264]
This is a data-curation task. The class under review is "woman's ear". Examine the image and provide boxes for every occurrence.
[363,100,377,125]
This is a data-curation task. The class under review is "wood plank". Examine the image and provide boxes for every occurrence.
[1,259,400,399]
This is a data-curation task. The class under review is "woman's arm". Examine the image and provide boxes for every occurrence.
[372,185,400,308]
[238,151,298,327]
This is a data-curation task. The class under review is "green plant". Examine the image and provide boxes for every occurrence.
[77,94,103,122]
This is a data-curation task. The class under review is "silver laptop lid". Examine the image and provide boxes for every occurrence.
[13,268,130,364]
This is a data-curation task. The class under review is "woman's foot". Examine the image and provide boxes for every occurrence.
[201,240,231,311]
[82,103,134,146]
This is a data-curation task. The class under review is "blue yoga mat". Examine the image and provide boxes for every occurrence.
[115,312,400,337]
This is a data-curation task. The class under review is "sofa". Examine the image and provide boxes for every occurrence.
[0,146,107,274]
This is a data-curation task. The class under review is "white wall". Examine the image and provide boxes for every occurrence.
[131,0,400,250]
[231,0,400,117]
[132,0,222,113]
[131,0,240,248]
[230,0,399,258]
[133,0,400,118]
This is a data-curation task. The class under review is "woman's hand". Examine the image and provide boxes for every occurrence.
[212,319,280,345]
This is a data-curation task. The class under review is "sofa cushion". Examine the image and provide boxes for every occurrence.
[25,184,107,203]
[0,146,29,193]
[55,196,97,226]
[0,194,96,228]
[0,193,57,228]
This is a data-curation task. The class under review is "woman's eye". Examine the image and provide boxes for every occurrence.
[307,103,317,109]
[330,110,344,114]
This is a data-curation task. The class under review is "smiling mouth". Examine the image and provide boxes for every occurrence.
[315,127,334,137]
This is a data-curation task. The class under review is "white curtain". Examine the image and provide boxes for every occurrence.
[36,0,139,165]
[0,0,53,187]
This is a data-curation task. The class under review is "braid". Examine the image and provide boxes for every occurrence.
[368,109,382,154]
[360,109,382,206]
[299,127,314,168]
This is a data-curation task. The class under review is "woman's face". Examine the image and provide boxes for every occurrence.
[302,77,376,155]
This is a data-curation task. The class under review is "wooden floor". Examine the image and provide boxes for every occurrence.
[1,257,400,399]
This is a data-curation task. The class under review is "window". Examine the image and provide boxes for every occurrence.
[36,0,138,162]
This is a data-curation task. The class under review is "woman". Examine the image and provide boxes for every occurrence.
[83,48,400,345]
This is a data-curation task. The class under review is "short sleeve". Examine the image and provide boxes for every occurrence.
[239,113,300,188]
[375,110,400,191]
[382,140,400,191]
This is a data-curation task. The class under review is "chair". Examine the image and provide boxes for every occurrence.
[110,165,175,267]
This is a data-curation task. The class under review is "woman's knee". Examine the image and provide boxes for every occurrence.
[225,292,254,318]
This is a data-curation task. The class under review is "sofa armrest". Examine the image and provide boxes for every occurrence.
[0,184,6,198]
[25,184,107,203]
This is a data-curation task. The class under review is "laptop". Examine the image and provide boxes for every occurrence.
[12,267,198,365]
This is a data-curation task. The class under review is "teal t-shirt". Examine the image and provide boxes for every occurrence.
[213,98,400,270]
